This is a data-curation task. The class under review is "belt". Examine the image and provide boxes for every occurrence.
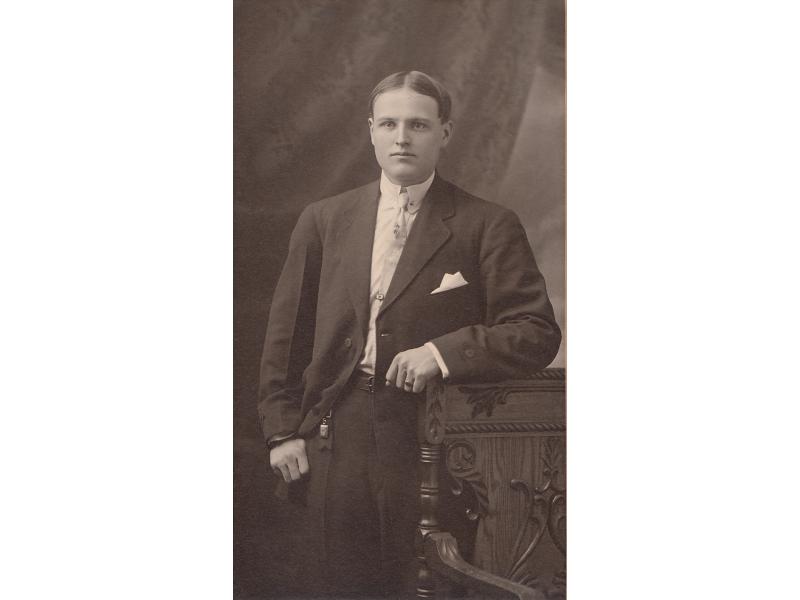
[350,371,376,393]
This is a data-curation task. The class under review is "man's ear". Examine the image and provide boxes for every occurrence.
[368,117,375,145]
[441,120,453,147]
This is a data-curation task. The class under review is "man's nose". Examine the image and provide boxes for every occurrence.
[394,124,410,145]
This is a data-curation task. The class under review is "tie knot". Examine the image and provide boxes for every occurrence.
[398,187,409,209]
[398,187,419,214]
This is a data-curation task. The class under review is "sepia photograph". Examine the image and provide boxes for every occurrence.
[4,2,799,600]
[234,1,566,597]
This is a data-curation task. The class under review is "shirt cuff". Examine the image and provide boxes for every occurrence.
[424,342,450,380]
[267,432,296,450]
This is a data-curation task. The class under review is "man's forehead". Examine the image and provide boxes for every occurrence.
[372,88,439,116]
[374,114,434,122]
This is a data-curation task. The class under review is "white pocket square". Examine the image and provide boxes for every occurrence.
[431,271,469,294]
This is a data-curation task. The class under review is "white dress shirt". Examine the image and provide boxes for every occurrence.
[358,171,450,379]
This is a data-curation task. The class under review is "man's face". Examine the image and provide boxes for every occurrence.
[368,87,452,186]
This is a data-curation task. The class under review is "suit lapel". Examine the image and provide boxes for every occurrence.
[379,175,454,317]
[337,179,380,338]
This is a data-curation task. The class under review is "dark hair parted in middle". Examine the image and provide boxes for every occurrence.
[368,71,452,123]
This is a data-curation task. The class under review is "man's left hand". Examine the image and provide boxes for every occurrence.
[386,346,441,393]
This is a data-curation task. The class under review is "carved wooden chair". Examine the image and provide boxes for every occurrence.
[414,369,566,599]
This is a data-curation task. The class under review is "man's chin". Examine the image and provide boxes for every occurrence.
[383,166,431,186]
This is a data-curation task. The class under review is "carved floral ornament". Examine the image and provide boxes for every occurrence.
[457,369,565,419]
[506,437,566,597]
[440,436,567,597]
[444,439,489,521]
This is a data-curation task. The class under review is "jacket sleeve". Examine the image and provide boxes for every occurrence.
[257,204,322,442]
[430,207,561,382]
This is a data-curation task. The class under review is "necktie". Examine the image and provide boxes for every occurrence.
[379,187,417,301]
[393,187,411,241]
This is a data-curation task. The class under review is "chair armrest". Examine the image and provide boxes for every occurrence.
[424,532,544,600]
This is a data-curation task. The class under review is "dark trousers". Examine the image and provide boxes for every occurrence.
[293,382,420,598]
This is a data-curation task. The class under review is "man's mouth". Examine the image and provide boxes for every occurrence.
[391,152,415,157]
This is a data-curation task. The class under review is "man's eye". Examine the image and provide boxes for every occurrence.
[381,121,395,128]
[412,122,427,130]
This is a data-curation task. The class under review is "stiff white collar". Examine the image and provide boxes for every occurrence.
[379,170,435,211]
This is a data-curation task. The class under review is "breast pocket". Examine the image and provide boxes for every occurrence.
[430,280,470,297]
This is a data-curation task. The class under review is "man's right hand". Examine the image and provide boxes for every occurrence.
[269,438,309,483]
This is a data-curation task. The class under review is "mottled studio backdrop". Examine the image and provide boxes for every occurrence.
[234,0,564,596]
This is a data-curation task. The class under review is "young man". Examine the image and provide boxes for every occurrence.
[259,71,560,597]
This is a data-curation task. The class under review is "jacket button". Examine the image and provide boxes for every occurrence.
[464,348,476,359]
[344,337,352,348]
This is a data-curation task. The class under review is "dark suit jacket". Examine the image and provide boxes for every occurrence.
[258,174,561,443]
